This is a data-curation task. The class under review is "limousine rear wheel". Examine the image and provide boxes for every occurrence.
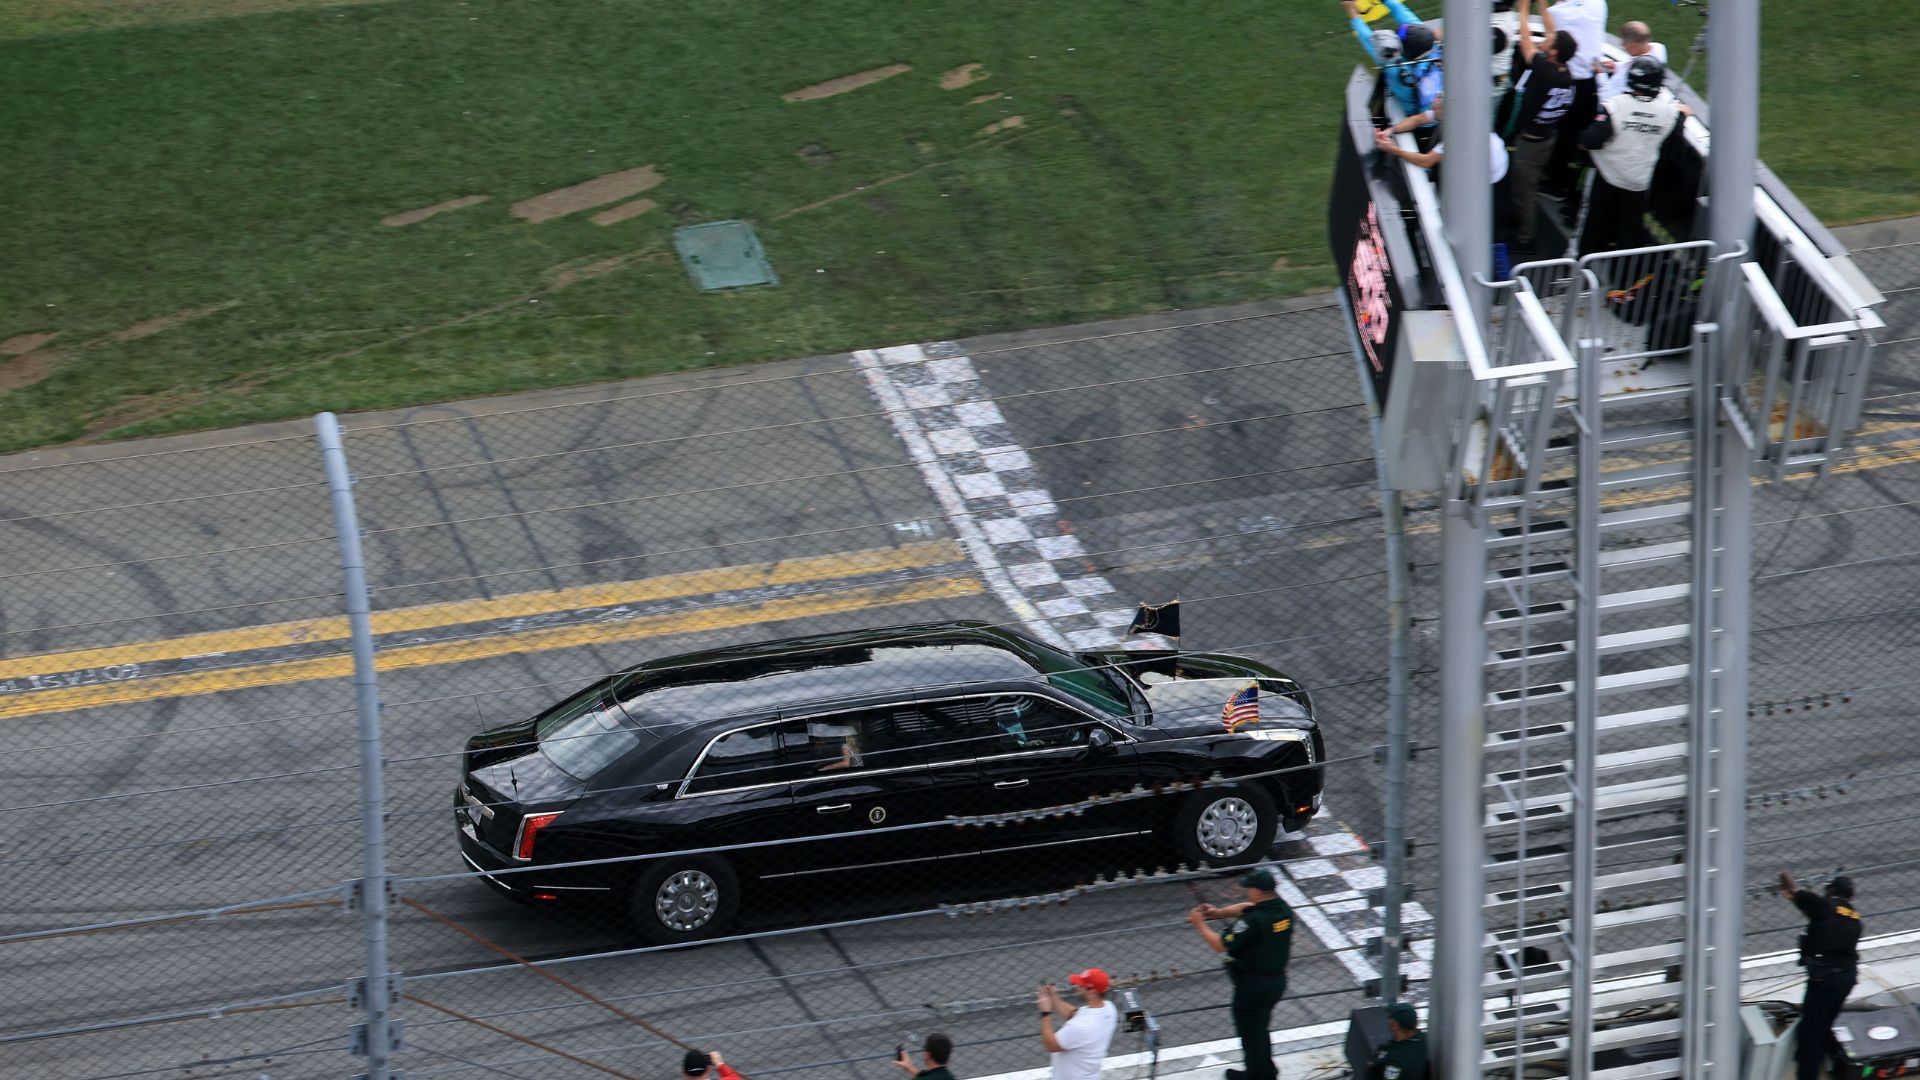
[630,856,740,944]
[1173,784,1277,868]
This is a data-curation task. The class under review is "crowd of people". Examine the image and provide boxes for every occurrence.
[1350,0,1690,261]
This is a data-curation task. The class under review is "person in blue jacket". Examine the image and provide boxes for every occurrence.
[1343,0,1444,127]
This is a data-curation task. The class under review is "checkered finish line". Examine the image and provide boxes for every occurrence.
[855,338,1429,1001]
[852,341,1137,651]
[1271,805,1432,995]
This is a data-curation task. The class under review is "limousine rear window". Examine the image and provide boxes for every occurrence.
[536,687,645,779]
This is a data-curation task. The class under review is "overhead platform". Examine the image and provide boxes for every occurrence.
[1331,40,1888,495]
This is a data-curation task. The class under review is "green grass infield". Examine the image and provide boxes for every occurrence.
[0,0,1908,449]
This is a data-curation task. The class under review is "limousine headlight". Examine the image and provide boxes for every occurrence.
[1244,727,1309,742]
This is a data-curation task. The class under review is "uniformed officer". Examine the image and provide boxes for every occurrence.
[1364,1003,1427,1080]
[1187,868,1293,1080]
[1780,869,1864,1080]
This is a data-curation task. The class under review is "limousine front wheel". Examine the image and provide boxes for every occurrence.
[631,856,740,944]
[1174,785,1276,867]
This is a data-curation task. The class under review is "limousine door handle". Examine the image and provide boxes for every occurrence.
[815,803,853,813]
[992,779,1029,789]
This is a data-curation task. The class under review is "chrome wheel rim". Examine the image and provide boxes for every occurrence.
[1197,797,1259,858]
[655,870,720,931]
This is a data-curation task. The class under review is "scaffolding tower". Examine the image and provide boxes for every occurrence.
[1334,2,1889,1075]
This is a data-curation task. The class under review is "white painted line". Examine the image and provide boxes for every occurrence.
[1275,872,1378,984]
[853,346,1068,648]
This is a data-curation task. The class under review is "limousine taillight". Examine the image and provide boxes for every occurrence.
[514,811,562,860]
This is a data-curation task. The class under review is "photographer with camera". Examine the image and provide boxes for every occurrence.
[894,1033,956,1080]
[1188,868,1294,1080]
[681,1049,741,1080]
[1038,969,1118,1080]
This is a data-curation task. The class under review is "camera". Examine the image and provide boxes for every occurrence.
[1117,989,1149,1034]
[896,1031,919,1061]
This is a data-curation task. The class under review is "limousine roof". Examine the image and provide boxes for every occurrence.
[614,622,1063,735]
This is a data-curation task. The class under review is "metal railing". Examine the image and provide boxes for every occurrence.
[1731,259,1879,477]
[1575,240,1718,369]
[1452,275,1576,510]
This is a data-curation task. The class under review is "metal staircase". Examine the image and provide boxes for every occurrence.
[1448,233,1881,1078]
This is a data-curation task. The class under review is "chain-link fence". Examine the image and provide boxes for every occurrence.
[0,238,1914,1080]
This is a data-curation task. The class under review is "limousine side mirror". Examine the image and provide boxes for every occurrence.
[1086,728,1115,755]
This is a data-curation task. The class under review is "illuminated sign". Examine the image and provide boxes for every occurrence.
[1329,123,1406,406]
[1348,203,1395,386]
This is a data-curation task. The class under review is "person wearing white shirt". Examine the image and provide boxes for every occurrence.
[1038,970,1118,1080]
[1597,22,1668,101]
[1545,0,1608,202]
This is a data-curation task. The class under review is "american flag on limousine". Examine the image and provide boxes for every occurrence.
[1221,680,1260,732]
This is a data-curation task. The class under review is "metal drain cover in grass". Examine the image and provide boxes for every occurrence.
[674,221,778,291]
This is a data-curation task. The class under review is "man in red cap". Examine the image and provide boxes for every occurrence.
[1038,968,1118,1080]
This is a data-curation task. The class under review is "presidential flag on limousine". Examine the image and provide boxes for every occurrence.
[1126,599,1181,639]
[1221,680,1260,732]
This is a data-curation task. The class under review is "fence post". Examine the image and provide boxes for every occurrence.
[317,412,397,1080]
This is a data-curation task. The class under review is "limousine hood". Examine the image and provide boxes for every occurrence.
[1141,675,1310,732]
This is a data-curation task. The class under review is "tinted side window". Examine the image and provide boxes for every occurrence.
[684,721,793,794]
[976,696,1099,753]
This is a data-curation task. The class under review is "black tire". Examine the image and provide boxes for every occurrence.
[628,855,741,945]
[1171,784,1278,869]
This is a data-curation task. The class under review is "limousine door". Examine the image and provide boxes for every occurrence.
[970,696,1148,857]
[779,705,986,886]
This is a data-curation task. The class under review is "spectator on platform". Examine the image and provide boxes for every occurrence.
[1576,55,1688,258]
[1343,0,1444,131]
[896,1033,957,1080]
[1374,96,1510,190]
[1598,21,1668,101]
[1189,868,1294,1080]
[1544,0,1609,200]
[1507,0,1578,255]
[1364,1003,1428,1080]
[1038,970,1117,1080]
[683,1049,742,1080]
[1781,870,1863,1080]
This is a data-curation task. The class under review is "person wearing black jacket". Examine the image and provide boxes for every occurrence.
[1506,0,1576,255]
[1780,870,1863,1080]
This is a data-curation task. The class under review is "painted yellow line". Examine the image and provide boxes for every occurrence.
[1297,431,1920,548]
[0,541,965,682]
[0,575,985,722]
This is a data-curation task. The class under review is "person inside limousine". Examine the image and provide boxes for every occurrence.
[809,720,863,771]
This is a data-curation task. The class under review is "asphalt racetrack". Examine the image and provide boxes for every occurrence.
[1,234,1916,1080]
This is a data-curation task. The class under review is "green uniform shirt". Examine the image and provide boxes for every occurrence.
[1222,896,1294,977]
[1365,1032,1427,1080]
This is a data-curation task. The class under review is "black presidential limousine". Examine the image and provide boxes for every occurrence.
[455,622,1326,943]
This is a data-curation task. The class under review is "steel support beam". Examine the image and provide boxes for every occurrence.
[1707,5,1759,1069]
[1710,405,1754,1077]
[1436,505,1490,1078]
[1707,0,1758,252]
[1443,0,1493,313]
